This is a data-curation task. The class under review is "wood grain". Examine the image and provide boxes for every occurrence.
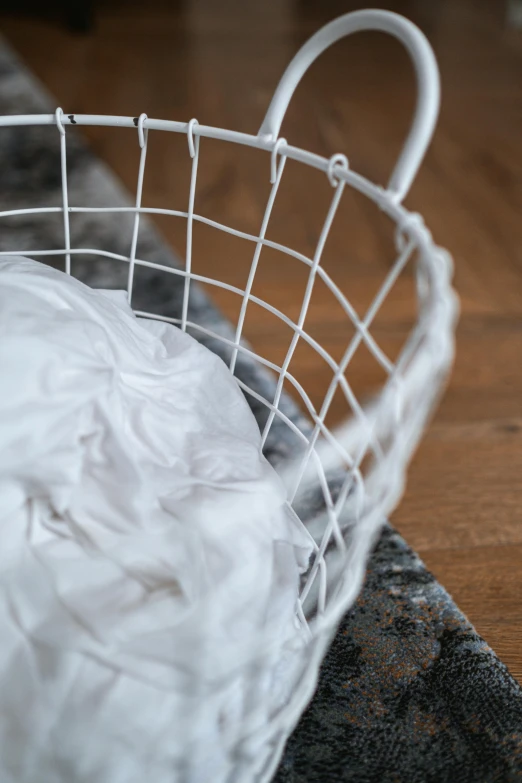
[1,0,521,682]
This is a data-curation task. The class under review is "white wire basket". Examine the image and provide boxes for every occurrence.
[0,10,457,783]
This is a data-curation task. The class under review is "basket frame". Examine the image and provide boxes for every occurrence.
[0,10,457,782]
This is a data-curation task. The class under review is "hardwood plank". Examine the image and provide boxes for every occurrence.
[395,421,522,552]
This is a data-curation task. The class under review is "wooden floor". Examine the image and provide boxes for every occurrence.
[1,0,521,681]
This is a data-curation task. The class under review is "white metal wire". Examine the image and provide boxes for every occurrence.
[230,146,286,375]
[127,112,148,302]
[182,118,200,331]
[55,107,71,275]
[0,10,457,783]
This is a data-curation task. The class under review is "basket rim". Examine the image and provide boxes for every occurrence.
[0,110,430,232]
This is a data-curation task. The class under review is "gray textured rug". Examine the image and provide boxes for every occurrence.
[0,37,521,783]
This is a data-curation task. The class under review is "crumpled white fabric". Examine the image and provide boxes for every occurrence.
[0,257,313,782]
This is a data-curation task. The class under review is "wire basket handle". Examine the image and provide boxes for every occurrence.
[258,9,440,203]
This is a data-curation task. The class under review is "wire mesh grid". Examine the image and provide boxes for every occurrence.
[0,10,458,782]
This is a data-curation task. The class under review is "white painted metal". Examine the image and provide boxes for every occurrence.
[0,11,456,782]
